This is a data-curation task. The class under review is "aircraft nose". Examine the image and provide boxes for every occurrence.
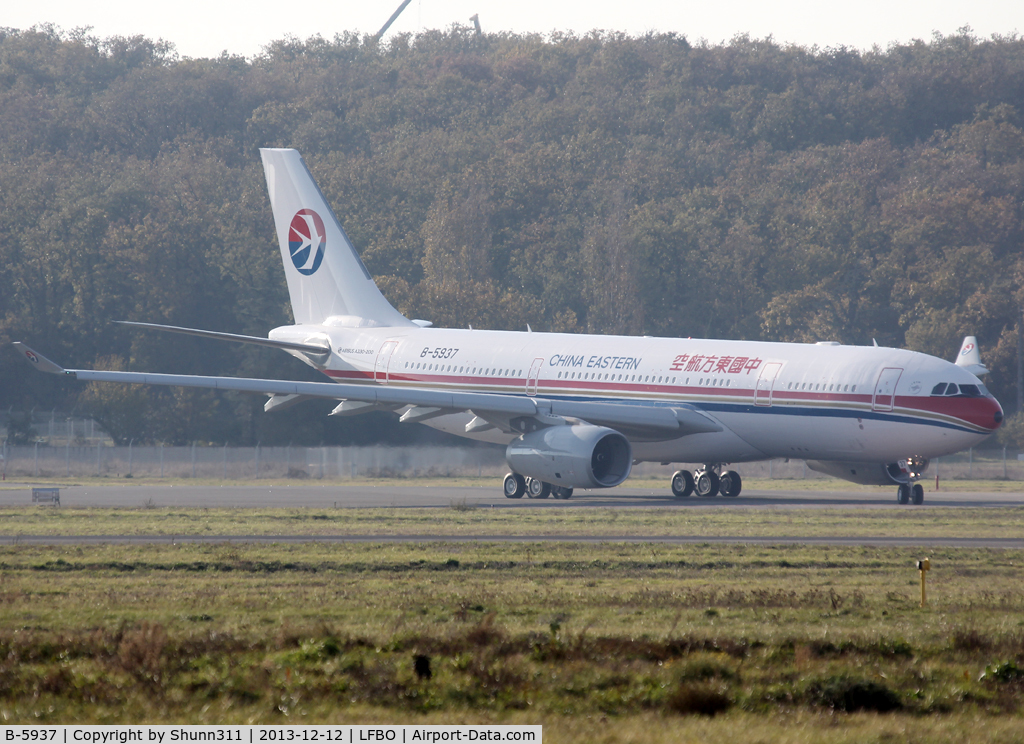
[982,396,1004,431]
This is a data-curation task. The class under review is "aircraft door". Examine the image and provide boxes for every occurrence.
[754,363,783,406]
[872,367,903,412]
[374,340,399,383]
[526,358,544,396]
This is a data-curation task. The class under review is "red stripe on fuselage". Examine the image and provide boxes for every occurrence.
[321,369,1000,431]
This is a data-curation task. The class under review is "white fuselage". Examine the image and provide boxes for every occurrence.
[272,323,1003,466]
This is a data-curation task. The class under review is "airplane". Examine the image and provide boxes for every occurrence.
[13,148,1005,505]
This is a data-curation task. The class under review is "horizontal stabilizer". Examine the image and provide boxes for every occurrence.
[117,321,331,360]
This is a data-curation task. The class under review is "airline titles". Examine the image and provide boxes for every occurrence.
[669,354,763,374]
[549,354,642,370]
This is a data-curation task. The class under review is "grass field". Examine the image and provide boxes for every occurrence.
[0,507,1022,740]
[2,504,1024,539]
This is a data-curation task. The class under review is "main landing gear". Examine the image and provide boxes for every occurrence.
[504,473,573,500]
[896,482,925,505]
[671,464,742,498]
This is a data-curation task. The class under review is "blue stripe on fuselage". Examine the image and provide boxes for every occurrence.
[532,393,984,436]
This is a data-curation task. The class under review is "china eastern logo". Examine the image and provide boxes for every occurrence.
[288,209,326,275]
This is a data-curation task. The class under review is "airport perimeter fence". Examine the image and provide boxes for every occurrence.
[0,443,508,480]
[1,442,1022,482]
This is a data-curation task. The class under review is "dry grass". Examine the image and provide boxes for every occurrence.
[2,503,1024,539]
[0,508,1022,738]
[0,540,1022,732]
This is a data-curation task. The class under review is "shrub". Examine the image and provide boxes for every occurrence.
[952,627,993,652]
[665,682,732,716]
[804,675,901,712]
[980,660,1024,683]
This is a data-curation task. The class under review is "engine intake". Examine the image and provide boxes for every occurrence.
[506,424,632,489]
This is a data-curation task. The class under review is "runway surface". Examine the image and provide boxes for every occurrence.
[1,482,1022,509]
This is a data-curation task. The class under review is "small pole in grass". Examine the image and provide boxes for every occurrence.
[917,558,930,607]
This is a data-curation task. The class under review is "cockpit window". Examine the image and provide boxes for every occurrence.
[932,382,989,398]
[933,386,987,399]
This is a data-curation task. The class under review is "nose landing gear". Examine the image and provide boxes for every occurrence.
[894,457,928,505]
[897,482,924,505]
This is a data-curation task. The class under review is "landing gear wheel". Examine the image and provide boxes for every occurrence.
[897,483,911,505]
[671,470,694,498]
[551,486,574,500]
[694,470,720,497]
[719,470,742,497]
[911,483,924,505]
[504,473,526,499]
[526,478,551,499]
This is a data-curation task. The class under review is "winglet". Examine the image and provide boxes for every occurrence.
[12,343,67,374]
[954,336,989,376]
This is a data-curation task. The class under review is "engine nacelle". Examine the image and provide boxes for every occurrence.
[506,424,632,489]
[806,458,929,486]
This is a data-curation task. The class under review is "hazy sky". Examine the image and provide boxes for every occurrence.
[5,0,1023,59]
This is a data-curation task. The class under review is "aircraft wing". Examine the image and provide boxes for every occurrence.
[12,342,721,439]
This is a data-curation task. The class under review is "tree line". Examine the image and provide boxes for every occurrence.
[2,24,1023,446]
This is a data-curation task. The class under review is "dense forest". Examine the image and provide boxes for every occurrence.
[2,25,1024,446]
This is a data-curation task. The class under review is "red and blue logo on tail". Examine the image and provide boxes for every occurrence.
[288,209,326,275]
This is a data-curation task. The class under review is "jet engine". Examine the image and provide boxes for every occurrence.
[806,458,929,486]
[506,424,632,489]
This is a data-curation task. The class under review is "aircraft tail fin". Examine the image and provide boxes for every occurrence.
[954,336,989,376]
[259,148,413,328]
